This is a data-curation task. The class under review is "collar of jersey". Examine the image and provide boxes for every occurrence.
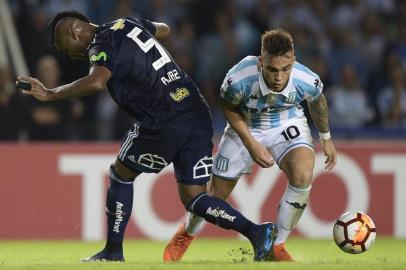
[258,67,294,97]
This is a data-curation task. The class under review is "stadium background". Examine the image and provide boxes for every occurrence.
[0,0,405,241]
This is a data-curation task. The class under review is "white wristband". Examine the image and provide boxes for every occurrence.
[319,131,331,141]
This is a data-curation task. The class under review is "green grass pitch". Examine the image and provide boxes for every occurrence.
[1,238,405,270]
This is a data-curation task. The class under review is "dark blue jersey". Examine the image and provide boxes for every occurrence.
[88,17,209,129]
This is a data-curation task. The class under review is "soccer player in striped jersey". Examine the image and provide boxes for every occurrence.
[165,28,337,262]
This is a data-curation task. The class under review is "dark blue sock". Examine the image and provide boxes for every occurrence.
[187,193,256,241]
[104,166,134,253]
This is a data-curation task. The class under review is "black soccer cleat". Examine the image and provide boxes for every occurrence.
[80,249,125,262]
[251,222,278,262]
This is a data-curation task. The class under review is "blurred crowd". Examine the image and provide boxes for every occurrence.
[1,0,406,142]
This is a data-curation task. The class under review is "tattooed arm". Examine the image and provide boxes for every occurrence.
[308,93,337,170]
[308,93,330,133]
[18,65,111,101]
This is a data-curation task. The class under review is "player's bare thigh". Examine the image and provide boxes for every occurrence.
[279,147,315,188]
[207,174,239,200]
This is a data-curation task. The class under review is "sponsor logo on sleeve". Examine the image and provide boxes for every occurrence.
[170,87,190,102]
[90,51,107,63]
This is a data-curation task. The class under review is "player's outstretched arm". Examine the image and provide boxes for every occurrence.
[152,22,171,38]
[18,65,111,101]
[221,100,274,168]
[308,93,337,170]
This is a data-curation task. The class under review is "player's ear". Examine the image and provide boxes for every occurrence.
[68,28,80,41]
[68,28,76,39]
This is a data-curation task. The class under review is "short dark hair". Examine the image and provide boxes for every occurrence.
[261,28,294,57]
[48,10,90,45]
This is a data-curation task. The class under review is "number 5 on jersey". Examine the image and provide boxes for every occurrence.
[127,26,171,70]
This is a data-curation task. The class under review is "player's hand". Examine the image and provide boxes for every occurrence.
[17,76,54,101]
[246,140,275,168]
[320,139,337,170]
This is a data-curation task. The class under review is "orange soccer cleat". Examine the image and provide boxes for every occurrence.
[163,221,195,262]
[272,243,295,262]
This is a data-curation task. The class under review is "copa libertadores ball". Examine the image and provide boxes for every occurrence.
[333,211,376,254]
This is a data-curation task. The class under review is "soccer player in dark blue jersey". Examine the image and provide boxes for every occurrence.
[18,10,278,262]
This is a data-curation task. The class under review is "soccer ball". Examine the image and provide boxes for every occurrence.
[333,211,376,254]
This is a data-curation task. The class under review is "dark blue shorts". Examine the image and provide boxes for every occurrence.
[118,109,213,185]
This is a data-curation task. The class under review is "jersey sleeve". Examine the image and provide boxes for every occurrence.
[88,35,115,73]
[304,76,323,102]
[127,17,156,36]
[139,18,156,35]
[219,75,244,105]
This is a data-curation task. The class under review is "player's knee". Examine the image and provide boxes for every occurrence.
[207,176,235,200]
[112,160,140,182]
[179,193,193,208]
[207,181,225,199]
[178,183,207,208]
[290,169,313,189]
[208,186,232,200]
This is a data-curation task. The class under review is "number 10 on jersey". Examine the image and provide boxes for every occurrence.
[281,125,300,141]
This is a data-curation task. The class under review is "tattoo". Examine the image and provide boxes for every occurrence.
[308,93,330,133]
[51,75,104,101]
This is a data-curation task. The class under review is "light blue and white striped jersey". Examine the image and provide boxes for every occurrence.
[220,56,323,129]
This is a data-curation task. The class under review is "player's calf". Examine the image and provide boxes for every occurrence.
[186,192,279,261]
[82,165,133,263]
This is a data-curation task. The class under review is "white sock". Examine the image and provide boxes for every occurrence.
[275,183,311,245]
[185,212,205,236]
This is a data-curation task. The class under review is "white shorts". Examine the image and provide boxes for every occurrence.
[212,117,314,179]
